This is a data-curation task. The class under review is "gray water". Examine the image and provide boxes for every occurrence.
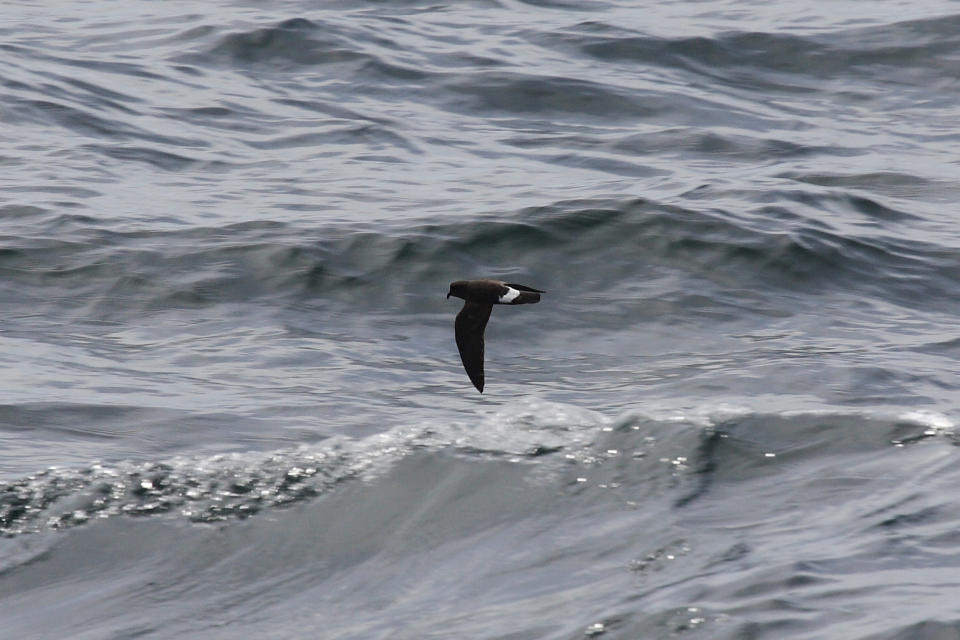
[2,1,960,638]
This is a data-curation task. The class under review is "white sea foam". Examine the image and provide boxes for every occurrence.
[899,410,955,432]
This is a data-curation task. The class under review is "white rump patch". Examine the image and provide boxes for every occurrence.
[499,286,520,303]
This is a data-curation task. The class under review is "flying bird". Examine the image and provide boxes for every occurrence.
[447,279,544,393]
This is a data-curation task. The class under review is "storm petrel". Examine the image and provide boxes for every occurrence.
[447,279,544,393]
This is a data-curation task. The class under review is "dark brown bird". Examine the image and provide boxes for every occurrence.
[447,279,544,393]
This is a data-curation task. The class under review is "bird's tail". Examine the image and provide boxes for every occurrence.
[505,283,543,304]
[505,292,537,304]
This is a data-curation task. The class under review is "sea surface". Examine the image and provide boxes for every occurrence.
[2,1,960,638]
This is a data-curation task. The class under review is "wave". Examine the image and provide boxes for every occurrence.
[2,402,950,537]
[0,194,955,330]
[553,13,960,87]
[0,399,607,536]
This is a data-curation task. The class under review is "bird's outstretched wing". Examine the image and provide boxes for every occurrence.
[455,301,493,393]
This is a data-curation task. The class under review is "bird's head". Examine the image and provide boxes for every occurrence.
[447,280,468,300]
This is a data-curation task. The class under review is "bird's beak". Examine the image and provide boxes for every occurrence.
[446,292,451,299]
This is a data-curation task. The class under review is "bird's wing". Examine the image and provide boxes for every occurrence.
[455,301,492,393]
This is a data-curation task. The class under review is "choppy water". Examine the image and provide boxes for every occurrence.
[2,1,960,638]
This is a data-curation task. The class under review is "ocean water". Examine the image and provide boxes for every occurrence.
[2,1,960,638]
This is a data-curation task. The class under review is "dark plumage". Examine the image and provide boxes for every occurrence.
[446,279,544,392]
